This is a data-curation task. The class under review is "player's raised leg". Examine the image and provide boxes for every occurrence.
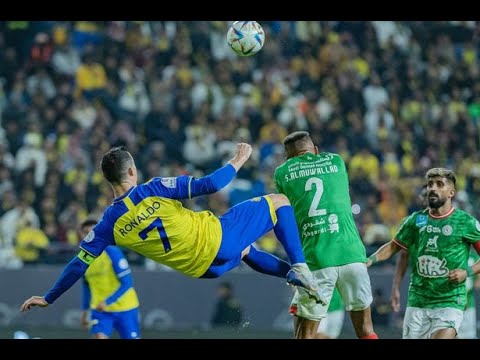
[266,194,324,303]
[242,245,291,278]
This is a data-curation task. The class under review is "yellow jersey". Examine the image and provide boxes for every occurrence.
[80,175,222,278]
[83,246,139,312]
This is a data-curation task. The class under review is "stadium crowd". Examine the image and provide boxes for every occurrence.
[0,21,479,268]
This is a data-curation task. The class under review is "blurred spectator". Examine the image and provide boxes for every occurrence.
[26,66,56,100]
[211,281,244,329]
[15,130,47,188]
[75,52,108,99]
[29,32,53,69]
[0,196,40,265]
[52,34,81,77]
[371,288,391,326]
[72,21,104,52]
[183,119,217,171]
[15,219,50,264]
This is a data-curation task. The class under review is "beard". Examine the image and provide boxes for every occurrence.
[428,194,446,209]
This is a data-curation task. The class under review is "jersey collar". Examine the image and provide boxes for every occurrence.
[113,186,136,203]
[428,206,455,219]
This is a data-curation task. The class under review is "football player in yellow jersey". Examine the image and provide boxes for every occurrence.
[21,143,324,314]
[78,218,140,339]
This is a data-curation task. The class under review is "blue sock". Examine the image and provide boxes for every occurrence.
[243,246,291,278]
[273,205,306,265]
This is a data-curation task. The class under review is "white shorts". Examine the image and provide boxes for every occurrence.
[317,310,345,338]
[289,262,373,321]
[457,307,477,339]
[403,306,464,339]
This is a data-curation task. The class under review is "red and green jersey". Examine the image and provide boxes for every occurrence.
[395,208,480,310]
[274,152,366,271]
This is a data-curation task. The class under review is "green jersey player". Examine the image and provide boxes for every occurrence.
[457,250,480,338]
[368,168,480,339]
[315,288,345,339]
[274,131,377,339]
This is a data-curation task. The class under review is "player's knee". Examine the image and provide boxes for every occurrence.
[267,194,290,210]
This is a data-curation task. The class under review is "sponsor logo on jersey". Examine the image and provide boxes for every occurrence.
[476,221,480,232]
[426,235,438,249]
[118,258,129,270]
[84,230,95,243]
[161,177,177,188]
[318,153,334,161]
[328,214,338,224]
[416,255,448,278]
[442,225,453,236]
[416,215,427,227]
[419,225,441,234]
[327,214,339,233]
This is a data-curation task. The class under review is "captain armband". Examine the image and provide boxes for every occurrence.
[78,249,96,265]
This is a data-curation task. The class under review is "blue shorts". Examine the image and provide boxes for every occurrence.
[201,196,277,278]
[90,307,140,339]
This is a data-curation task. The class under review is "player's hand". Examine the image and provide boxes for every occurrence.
[390,287,401,312]
[448,269,467,283]
[80,310,89,329]
[366,259,373,268]
[20,296,48,312]
[229,143,253,171]
[95,301,107,312]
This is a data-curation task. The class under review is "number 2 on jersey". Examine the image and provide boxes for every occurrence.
[139,218,172,253]
[305,178,326,217]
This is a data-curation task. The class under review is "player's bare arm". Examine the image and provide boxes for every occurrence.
[227,143,252,172]
[390,250,409,312]
[449,258,480,283]
[20,296,48,312]
[367,240,403,267]
[450,242,480,283]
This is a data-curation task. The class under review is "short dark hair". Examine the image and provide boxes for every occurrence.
[282,131,311,147]
[80,218,98,229]
[282,131,313,158]
[101,146,133,185]
[425,168,456,187]
[77,217,98,238]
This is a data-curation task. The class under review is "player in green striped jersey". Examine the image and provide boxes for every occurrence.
[369,168,480,339]
[274,131,377,339]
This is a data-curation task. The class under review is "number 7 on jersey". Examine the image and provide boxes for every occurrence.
[138,218,172,253]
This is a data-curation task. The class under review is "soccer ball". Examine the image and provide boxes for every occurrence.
[227,21,265,57]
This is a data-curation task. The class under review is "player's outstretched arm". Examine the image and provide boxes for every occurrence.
[227,143,252,172]
[20,296,48,312]
[367,240,402,267]
[390,250,409,312]
[20,256,90,313]
[187,143,252,198]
